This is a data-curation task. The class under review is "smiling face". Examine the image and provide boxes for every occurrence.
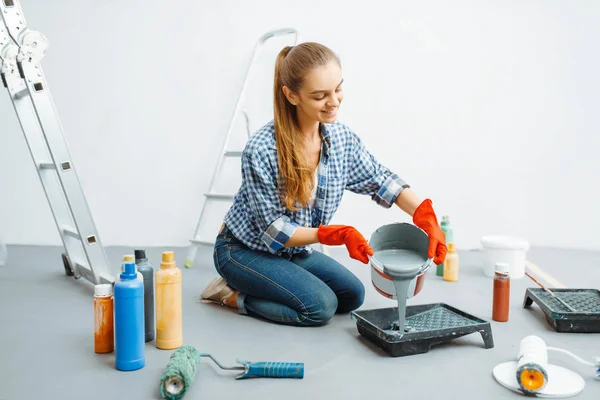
[283,60,344,125]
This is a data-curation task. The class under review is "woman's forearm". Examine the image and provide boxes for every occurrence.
[283,188,421,248]
[284,226,320,247]
[394,187,422,217]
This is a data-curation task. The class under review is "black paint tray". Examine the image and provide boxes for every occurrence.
[523,288,600,333]
[351,303,494,357]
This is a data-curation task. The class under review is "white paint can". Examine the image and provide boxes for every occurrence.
[481,235,529,279]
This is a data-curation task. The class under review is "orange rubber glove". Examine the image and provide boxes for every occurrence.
[317,225,374,264]
[412,199,447,265]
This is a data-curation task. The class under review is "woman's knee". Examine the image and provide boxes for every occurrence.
[337,278,365,313]
[300,289,338,326]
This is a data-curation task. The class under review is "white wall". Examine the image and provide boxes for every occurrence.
[1,0,598,251]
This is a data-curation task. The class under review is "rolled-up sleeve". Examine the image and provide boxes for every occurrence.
[242,150,298,253]
[345,132,410,208]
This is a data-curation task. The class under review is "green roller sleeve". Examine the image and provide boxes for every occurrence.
[160,346,202,400]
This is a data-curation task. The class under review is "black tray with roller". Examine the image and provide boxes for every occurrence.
[523,288,600,333]
[351,303,494,357]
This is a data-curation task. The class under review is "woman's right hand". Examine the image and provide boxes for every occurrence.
[317,225,373,264]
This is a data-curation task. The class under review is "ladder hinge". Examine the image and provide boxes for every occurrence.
[16,61,24,80]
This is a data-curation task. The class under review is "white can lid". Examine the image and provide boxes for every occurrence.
[495,262,510,274]
[95,283,112,297]
[481,235,529,250]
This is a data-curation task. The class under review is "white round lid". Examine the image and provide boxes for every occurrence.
[495,262,510,274]
[481,235,529,250]
[492,361,585,398]
[94,283,112,297]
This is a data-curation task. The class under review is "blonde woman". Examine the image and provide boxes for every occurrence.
[201,42,447,326]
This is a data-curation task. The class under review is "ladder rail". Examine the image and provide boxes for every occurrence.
[0,0,114,284]
[1,41,83,277]
[185,28,300,268]
[204,27,300,204]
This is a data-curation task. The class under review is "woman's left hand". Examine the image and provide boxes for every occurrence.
[412,199,447,265]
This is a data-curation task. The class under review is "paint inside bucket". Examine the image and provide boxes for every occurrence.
[374,249,428,277]
[369,223,433,335]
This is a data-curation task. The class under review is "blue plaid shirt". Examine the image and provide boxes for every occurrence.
[223,120,410,256]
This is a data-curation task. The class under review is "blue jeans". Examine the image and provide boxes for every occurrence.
[212,225,365,326]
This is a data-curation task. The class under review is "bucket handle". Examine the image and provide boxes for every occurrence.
[369,255,434,276]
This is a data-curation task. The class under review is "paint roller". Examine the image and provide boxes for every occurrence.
[516,335,549,393]
[513,335,599,395]
[160,345,304,399]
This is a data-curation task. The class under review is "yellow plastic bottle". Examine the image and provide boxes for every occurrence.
[443,243,459,282]
[155,251,182,350]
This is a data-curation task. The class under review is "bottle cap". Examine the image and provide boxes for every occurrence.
[121,261,137,279]
[442,215,449,222]
[121,254,134,272]
[161,251,176,268]
[94,283,112,297]
[134,249,147,262]
[448,243,455,252]
[495,262,510,274]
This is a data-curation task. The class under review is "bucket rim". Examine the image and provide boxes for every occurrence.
[481,235,529,250]
[368,221,433,277]
[369,254,433,274]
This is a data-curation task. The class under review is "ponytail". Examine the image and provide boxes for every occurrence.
[272,43,340,211]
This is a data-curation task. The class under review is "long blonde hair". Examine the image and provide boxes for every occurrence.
[273,42,340,211]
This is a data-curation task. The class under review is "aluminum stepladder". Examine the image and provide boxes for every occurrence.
[185,28,325,268]
[0,0,115,285]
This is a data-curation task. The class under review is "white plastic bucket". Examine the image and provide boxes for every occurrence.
[481,235,529,279]
[369,223,432,299]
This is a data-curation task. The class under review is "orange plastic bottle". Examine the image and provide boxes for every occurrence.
[492,262,511,322]
[94,284,114,353]
[155,251,183,350]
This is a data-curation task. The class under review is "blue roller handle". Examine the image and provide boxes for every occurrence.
[236,360,304,379]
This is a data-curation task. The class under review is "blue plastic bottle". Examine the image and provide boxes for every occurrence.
[114,261,145,371]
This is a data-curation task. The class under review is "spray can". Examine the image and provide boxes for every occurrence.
[492,262,510,322]
[114,261,145,371]
[155,251,183,350]
[135,249,155,342]
[438,216,453,276]
[94,284,114,354]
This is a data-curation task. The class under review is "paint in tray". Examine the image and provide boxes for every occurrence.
[523,288,600,333]
[351,303,494,357]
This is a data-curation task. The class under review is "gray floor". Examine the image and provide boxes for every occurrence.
[0,244,599,400]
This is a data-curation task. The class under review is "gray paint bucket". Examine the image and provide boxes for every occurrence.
[369,222,433,300]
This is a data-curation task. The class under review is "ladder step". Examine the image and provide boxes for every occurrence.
[74,260,95,282]
[38,162,55,170]
[190,239,215,245]
[37,161,72,171]
[224,150,243,157]
[13,88,29,100]
[205,193,234,200]
[62,226,80,240]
